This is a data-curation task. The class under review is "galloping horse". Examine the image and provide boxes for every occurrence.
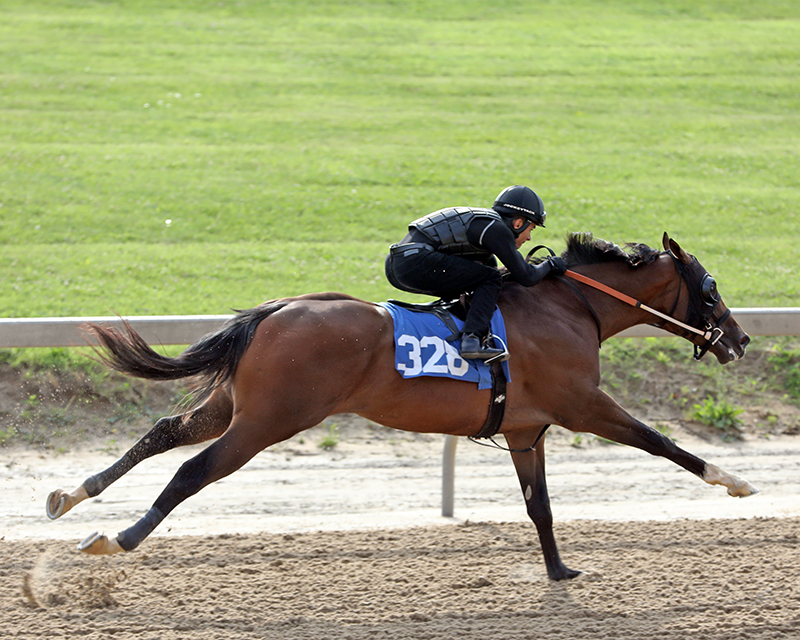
[46,233,756,580]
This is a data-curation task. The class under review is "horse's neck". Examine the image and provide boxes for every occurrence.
[583,254,680,341]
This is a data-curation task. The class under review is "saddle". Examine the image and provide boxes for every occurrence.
[386,296,466,329]
[386,297,507,440]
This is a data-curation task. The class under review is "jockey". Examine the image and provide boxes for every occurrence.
[385,185,566,360]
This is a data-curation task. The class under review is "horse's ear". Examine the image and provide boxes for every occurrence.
[662,232,692,264]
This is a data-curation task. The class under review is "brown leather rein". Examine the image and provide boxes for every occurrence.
[563,269,726,347]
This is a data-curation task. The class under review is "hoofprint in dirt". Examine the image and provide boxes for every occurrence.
[6,518,800,640]
[3,419,800,543]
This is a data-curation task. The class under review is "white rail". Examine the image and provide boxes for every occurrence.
[1,308,798,518]
[0,315,235,349]
[0,308,798,348]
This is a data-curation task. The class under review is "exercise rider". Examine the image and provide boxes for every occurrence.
[385,185,566,360]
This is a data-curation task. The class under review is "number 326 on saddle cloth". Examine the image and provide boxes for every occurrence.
[378,301,511,390]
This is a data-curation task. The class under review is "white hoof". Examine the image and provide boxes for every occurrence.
[46,492,68,520]
[78,532,124,555]
[46,486,89,520]
[728,479,759,498]
[703,463,759,498]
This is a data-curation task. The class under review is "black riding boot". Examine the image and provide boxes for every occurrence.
[460,333,505,360]
[460,279,505,360]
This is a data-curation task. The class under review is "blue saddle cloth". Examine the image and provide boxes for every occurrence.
[378,302,511,390]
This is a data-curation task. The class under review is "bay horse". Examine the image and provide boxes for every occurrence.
[46,232,756,580]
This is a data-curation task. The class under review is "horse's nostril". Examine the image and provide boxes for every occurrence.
[740,335,751,350]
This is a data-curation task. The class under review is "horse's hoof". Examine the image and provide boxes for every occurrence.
[46,491,68,520]
[704,464,759,498]
[550,568,583,581]
[78,532,124,555]
[729,480,759,498]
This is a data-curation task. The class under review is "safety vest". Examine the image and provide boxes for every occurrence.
[410,207,503,257]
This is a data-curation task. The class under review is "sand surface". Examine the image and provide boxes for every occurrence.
[2,426,800,639]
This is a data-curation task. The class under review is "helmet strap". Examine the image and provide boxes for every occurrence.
[503,216,525,238]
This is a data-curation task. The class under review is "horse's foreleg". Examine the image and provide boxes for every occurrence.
[576,390,758,497]
[505,430,580,581]
[47,388,232,520]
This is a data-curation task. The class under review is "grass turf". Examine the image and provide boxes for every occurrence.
[1,0,798,315]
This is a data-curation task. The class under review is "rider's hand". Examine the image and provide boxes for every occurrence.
[546,256,567,276]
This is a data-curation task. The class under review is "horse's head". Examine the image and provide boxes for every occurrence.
[662,233,750,364]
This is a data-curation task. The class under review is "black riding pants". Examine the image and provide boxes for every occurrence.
[385,244,503,337]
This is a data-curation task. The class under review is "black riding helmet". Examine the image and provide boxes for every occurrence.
[492,185,546,236]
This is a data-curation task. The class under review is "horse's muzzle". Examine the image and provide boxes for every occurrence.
[714,332,750,364]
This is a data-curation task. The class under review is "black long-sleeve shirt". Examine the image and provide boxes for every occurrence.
[464,217,551,287]
[403,216,551,287]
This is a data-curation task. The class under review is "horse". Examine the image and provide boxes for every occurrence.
[46,232,757,581]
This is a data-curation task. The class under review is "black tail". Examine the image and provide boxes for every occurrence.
[85,300,291,403]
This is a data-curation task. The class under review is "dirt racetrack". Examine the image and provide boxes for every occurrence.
[4,518,800,640]
[3,422,800,639]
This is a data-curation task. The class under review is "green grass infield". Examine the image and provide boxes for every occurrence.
[1,0,798,316]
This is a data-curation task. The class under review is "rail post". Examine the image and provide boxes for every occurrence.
[441,435,459,517]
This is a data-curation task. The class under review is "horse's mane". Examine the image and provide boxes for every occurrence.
[561,232,661,269]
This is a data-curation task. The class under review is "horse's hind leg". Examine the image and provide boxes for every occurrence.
[79,411,310,555]
[506,429,580,581]
[46,387,233,520]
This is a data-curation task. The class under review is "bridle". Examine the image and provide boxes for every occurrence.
[563,254,728,360]
[664,252,730,360]
[479,246,729,454]
[526,245,729,361]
